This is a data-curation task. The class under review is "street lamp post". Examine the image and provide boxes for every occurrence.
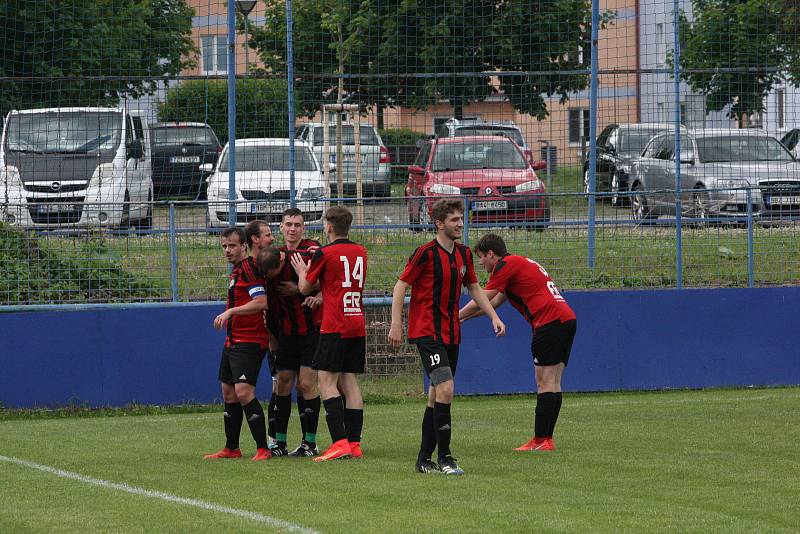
[235,0,257,76]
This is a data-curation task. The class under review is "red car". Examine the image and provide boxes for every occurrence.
[406,136,549,228]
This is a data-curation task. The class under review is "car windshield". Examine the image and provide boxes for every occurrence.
[152,126,216,146]
[620,130,666,155]
[219,146,317,172]
[432,141,527,171]
[311,126,379,146]
[5,111,122,154]
[697,135,795,163]
[453,127,525,147]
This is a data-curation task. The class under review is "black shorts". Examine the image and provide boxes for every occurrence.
[532,319,577,367]
[412,337,459,386]
[219,343,267,386]
[313,333,366,374]
[276,330,319,372]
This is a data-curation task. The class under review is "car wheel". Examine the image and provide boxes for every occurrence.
[631,183,656,223]
[611,171,629,208]
[690,187,711,228]
[583,169,590,198]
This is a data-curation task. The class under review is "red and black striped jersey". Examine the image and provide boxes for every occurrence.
[270,249,322,336]
[305,239,367,338]
[485,255,575,329]
[400,239,478,345]
[227,256,269,348]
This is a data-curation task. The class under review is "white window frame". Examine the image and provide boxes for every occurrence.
[776,89,785,130]
[201,34,228,75]
[656,23,666,67]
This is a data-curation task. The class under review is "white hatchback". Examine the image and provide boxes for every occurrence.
[205,138,329,227]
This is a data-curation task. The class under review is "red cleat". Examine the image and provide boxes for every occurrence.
[204,447,242,459]
[349,442,363,459]
[514,437,555,451]
[251,448,273,461]
[313,439,352,462]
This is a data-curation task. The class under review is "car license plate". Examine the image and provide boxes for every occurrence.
[472,200,508,211]
[37,203,78,213]
[170,156,200,163]
[767,195,800,205]
[250,202,289,213]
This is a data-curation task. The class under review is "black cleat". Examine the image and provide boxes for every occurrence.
[287,442,319,457]
[415,458,440,474]
[269,444,289,457]
[438,456,464,476]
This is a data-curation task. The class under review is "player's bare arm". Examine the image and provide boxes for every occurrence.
[467,283,506,336]
[388,279,410,347]
[459,288,502,322]
[213,295,267,329]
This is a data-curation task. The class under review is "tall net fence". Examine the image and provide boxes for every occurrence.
[2,0,800,391]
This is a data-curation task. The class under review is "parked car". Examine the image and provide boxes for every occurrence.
[584,123,680,206]
[295,122,391,197]
[436,118,546,169]
[205,138,328,228]
[780,128,799,159]
[1,107,153,229]
[628,128,800,222]
[406,136,548,228]
[150,122,221,200]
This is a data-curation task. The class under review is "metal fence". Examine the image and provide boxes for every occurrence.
[3,0,800,385]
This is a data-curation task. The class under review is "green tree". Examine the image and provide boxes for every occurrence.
[157,79,290,144]
[673,0,800,120]
[0,0,195,118]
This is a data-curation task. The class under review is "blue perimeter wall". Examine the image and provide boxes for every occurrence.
[1,287,798,408]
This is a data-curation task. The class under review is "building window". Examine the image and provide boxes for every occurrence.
[656,23,665,67]
[201,35,228,74]
[568,108,591,145]
[777,89,785,129]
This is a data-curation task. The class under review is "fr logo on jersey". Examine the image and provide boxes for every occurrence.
[343,291,362,315]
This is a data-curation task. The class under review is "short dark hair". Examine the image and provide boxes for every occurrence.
[324,205,353,236]
[474,233,508,257]
[256,246,282,274]
[431,198,464,223]
[244,220,269,247]
[282,207,304,221]
[221,226,246,244]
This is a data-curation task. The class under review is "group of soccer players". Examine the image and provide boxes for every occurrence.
[206,198,576,474]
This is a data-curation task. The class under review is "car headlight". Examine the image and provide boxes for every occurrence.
[298,187,326,200]
[88,163,115,187]
[515,179,543,192]
[429,183,461,195]
[0,166,22,188]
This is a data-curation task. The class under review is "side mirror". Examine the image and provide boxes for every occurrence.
[327,163,337,173]
[199,163,214,173]
[126,138,144,160]
[408,165,424,175]
[531,159,548,171]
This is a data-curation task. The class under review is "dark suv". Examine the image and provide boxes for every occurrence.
[150,122,221,199]
[584,123,676,206]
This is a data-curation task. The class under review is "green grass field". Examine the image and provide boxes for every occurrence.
[2,388,799,532]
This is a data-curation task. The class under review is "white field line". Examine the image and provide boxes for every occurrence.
[0,455,318,534]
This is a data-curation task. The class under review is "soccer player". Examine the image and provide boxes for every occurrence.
[388,199,506,475]
[205,227,272,461]
[257,244,323,458]
[459,233,577,452]
[291,206,367,462]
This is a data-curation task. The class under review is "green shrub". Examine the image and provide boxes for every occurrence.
[378,128,427,148]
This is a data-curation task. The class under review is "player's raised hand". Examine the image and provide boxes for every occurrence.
[290,253,308,276]
[388,322,404,348]
[492,316,506,337]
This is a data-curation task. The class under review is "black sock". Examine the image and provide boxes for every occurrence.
[297,396,307,438]
[275,394,292,446]
[242,398,269,449]
[267,392,277,441]
[344,408,364,443]
[303,396,321,443]
[223,402,243,450]
[536,392,557,438]
[549,392,563,437]
[434,402,452,461]
[322,396,347,443]
[418,406,436,461]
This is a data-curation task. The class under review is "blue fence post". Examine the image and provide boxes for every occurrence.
[462,195,470,246]
[587,0,599,269]
[746,188,754,288]
[168,202,179,302]
[227,0,237,227]
[673,0,683,289]
[286,0,297,208]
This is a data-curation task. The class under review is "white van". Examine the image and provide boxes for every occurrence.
[0,107,153,228]
[205,138,329,227]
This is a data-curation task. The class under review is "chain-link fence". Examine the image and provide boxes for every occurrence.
[3,0,800,389]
